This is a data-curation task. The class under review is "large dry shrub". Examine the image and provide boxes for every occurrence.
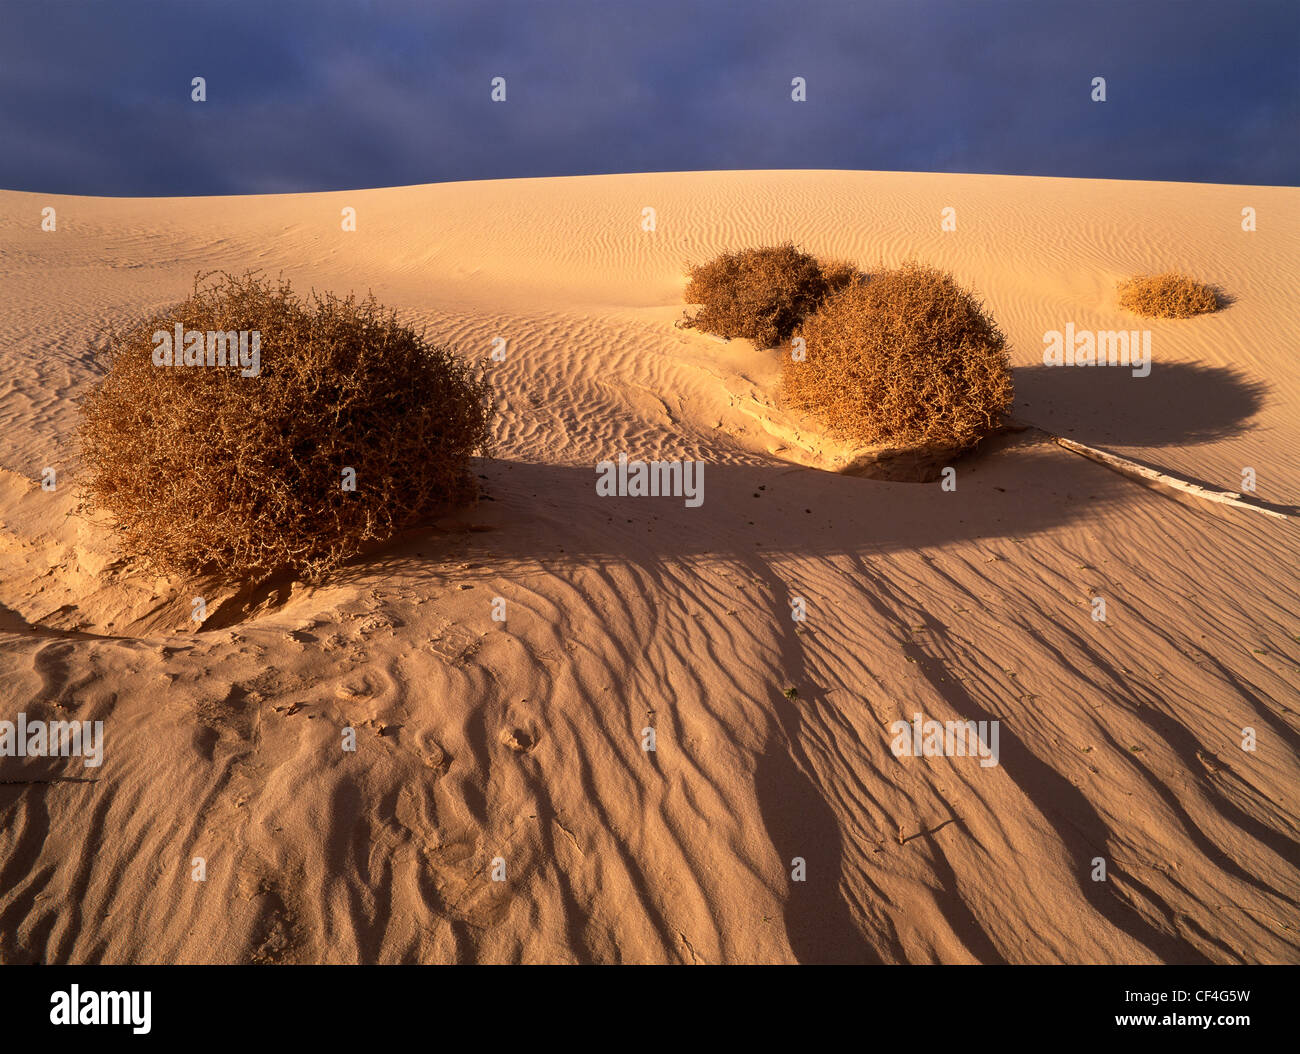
[1117,272,1221,318]
[680,243,860,347]
[78,272,493,581]
[783,262,1013,448]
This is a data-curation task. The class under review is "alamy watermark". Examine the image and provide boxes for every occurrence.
[0,712,104,767]
[889,712,1000,768]
[152,324,261,377]
[50,985,150,1034]
[595,452,704,507]
[1043,322,1150,378]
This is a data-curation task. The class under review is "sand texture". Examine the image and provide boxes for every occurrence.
[1,170,1297,963]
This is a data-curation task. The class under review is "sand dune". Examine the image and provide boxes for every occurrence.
[1,171,1297,963]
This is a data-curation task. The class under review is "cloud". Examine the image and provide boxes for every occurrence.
[0,0,1294,195]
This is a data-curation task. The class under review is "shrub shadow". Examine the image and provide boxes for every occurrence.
[161,359,1272,962]
[1013,361,1268,448]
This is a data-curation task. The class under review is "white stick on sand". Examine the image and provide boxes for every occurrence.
[1051,435,1294,522]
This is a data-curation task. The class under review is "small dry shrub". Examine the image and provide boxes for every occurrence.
[78,272,493,581]
[680,243,860,347]
[1117,272,1220,318]
[783,262,1013,448]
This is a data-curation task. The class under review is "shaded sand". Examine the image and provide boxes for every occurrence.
[0,171,1297,963]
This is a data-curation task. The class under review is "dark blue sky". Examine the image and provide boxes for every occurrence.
[2,0,1296,195]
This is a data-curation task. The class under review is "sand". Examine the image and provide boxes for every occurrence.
[0,170,1297,964]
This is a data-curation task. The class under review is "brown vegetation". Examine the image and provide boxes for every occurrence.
[680,243,859,348]
[783,262,1013,448]
[1117,272,1221,318]
[77,272,493,581]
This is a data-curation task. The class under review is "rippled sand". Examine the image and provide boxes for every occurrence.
[1,171,1297,963]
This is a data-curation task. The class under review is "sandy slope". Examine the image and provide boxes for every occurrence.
[0,170,1297,964]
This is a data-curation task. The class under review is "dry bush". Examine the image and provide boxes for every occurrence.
[680,243,861,347]
[1117,272,1221,318]
[783,262,1013,448]
[78,272,493,581]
